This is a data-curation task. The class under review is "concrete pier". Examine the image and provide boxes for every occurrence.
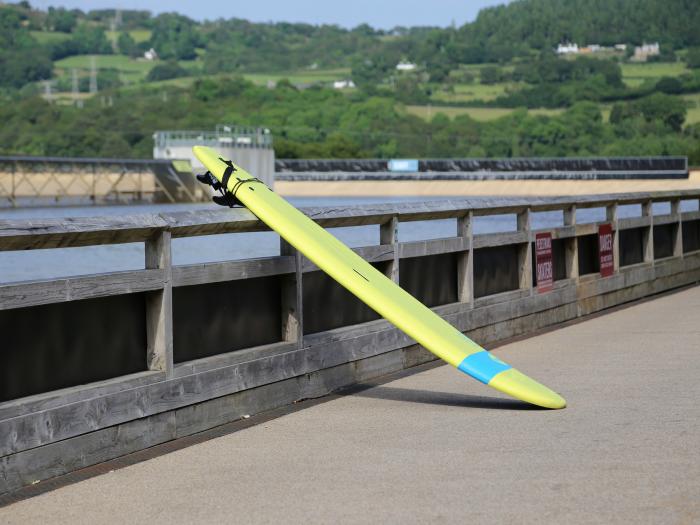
[1,285,699,523]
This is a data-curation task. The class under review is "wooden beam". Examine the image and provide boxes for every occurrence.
[671,198,683,257]
[399,236,470,258]
[642,200,654,263]
[145,230,173,376]
[472,231,528,249]
[0,214,168,251]
[618,216,652,230]
[517,208,533,292]
[380,216,399,283]
[564,206,578,280]
[172,256,295,287]
[457,212,474,307]
[0,270,166,311]
[606,202,619,273]
[280,239,303,347]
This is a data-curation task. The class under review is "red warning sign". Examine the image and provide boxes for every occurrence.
[598,223,614,277]
[535,232,553,293]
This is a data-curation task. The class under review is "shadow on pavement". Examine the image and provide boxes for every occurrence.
[349,385,543,410]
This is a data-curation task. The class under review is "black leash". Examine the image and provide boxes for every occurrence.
[195,158,265,208]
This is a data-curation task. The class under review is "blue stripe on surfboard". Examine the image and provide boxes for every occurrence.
[457,351,512,384]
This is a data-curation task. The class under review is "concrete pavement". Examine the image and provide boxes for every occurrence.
[2,286,699,524]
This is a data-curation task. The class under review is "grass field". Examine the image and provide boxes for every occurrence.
[53,54,199,84]
[404,105,563,121]
[105,29,152,43]
[30,31,72,44]
[242,68,352,86]
[683,93,700,124]
[621,62,689,87]
[431,82,520,103]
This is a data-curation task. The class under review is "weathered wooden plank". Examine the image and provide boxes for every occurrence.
[532,225,576,239]
[300,244,394,272]
[0,371,164,423]
[280,240,303,347]
[457,212,474,306]
[161,208,269,237]
[172,256,295,287]
[0,215,168,251]
[618,216,651,230]
[642,201,654,263]
[518,209,533,292]
[607,203,620,273]
[2,190,700,251]
[380,216,399,282]
[0,269,165,311]
[472,231,528,249]
[145,231,173,375]
[564,206,579,280]
[682,210,700,222]
[653,214,679,226]
[398,236,470,258]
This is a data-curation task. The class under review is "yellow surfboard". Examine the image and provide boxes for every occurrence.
[193,146,566,409]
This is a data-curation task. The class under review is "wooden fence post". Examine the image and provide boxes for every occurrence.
[606,202,619,273]
[145,229,173,376]
[564,205,579,280]
[380,215,399,283]
[642,200,654,263]
[517,208,533,293]
[457,211,474,306]
[671,198,683,257]
[281,239,303,348]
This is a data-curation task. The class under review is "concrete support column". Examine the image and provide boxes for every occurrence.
[642,200,654,263]
[281,239,304,348]
[564,205,579,281]
[457,211,474,307]
[671,198,683,257]
[517,208,533,293]
[606,202,620,273]
[380,215,400,283]
[145,230,174,376]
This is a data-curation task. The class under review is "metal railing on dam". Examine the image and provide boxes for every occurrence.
[1,189,700,494]
[0,155,204,207]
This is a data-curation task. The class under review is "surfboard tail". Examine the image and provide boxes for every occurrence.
[457,350,566,409]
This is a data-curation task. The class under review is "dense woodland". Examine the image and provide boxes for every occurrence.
[0,0,699,161]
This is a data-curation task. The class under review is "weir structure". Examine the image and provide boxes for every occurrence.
[1,189,700,494]
[0,156,203,207]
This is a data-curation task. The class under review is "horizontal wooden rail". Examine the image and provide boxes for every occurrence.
[0,269,166,310]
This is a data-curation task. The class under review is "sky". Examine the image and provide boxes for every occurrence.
[27,0,510,29]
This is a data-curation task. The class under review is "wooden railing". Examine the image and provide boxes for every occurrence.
[1,188,700,494]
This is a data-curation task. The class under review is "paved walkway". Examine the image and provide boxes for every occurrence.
[2,287,700,524]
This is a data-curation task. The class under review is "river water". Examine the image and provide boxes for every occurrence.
[0,196,694,283]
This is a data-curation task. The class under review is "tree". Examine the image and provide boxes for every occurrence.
[149,13,198,60]
[46,7,77,33]
[146,62,189,82]
[68,24,112,54]
[480,66,500,85]
[655,76,683,95]
[636,93,687,131]
[117,32,139,57]
[686,48,700,69]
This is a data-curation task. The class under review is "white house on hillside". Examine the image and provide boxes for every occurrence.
[333,80,356,89]
[556,43,579,55]
[144,48,158,61]
[396,61,417,71]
